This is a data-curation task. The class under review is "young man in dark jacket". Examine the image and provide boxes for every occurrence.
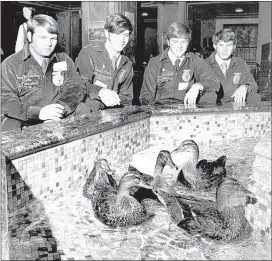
[140,22,220,106]
[1,14,87,131]
[76,13,134,111]
[206,28,261,104]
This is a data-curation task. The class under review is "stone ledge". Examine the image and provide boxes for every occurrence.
[1,107,151,160]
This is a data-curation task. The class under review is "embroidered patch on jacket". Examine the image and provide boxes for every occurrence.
[52,61,67,86]
[52,72,64,86]
[182,69,191,82]
[161,68,174,76]
[233,73,242,84]
[17,75,40,91]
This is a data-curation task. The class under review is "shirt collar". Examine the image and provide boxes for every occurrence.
[215,53,231,68]
[160,47,190,63]
[167,49,184,66]
[209,51,238,66]
[97,42,129,63]
[23,44,58,64]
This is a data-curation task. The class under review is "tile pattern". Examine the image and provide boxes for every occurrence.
[1,104,271,260]
[245,131,271,241]
[5,119,150,213]
[149,112,271,147]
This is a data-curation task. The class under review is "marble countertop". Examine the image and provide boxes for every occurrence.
[136,101,272,115]
[1,102,271,159]
[1,107,151,159]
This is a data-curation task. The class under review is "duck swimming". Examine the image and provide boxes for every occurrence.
[128,150,178,202]
[154,177,257,241]
[91,168,156,228]
[172,139,227,190]
[83,159,117,199]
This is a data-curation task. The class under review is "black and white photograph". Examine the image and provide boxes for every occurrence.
[1,1,271,260]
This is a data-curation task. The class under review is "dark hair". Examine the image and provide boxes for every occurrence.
[27,14,59,35]
[212,28,237,45]
[167,22,191,40]
[104,13,133,34]
[201,46,214,59]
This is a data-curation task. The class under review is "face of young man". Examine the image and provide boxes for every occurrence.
[28,26,58,58]
[167,37,190,58]
[106,30,130,53]
[213,40,236,60]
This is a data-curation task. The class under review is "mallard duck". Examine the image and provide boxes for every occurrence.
[172,139,227,190]
[128,150,178,202]
[83,159,117,199]
[91,169,155,228]
[154,177,257,241]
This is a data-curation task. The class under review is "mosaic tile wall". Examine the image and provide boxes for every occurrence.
[149,111,271,147]
[5,119,150,213]
[245,132,271,241]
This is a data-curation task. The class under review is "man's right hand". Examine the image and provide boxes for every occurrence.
[39,104,65,121]
[98,88,121,107]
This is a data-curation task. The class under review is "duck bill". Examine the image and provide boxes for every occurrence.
[108,169,115,176]
[167,157,178,170]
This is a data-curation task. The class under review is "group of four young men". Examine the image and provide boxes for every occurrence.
[1,13,261,131]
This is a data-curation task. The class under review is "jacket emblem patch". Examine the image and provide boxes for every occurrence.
[233,73,241,84]
[182,69,191,82]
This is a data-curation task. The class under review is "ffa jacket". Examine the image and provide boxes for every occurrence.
[75,43,133,106]
[206,52,259,102]
[139,48,220,104]
[1,45,86,122]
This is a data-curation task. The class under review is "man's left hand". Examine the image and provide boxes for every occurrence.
[231,85,248,103]
[184,83,203,105]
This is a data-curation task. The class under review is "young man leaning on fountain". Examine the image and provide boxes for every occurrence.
[206,28,261,104]
[1,14,90,131]
[76,13,134,111]
[139,22,220,106]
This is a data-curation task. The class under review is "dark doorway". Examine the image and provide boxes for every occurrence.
[133,2,158,104]
[1,1,82,61]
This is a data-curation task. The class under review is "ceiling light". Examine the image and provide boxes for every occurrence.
[141,12,148,17]
[235,8,243,13]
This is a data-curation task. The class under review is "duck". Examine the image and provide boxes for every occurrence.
[83,159,117,199]
[128,150,178,202]
[172,139,227,190]
[91,169,155,228]
[154,177,257,241]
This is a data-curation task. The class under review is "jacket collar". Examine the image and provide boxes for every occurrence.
[207,51,238,66]
[159,47,192,62]
[22,44,58,63]
[97,42,130,62]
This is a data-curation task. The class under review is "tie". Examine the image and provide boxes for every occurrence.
[174,59,180,73]
[112,56,118,71]
[221,62,227,76]
[41,59,48,74]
